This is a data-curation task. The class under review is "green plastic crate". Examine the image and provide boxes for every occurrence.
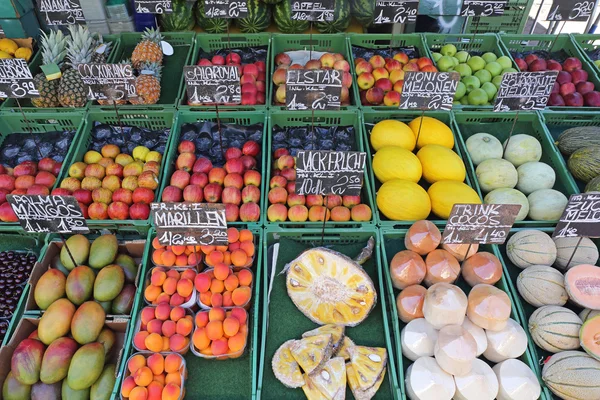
[178,33,271,111]
[346,33,429,110]
[156,110,267,228]
[264,110,377,228]
[362,110,480,228]
[464,0,535,34]
[269,34,358,110]
[452,111,579,227]
[570,34,600,77]
[256,227,401,400]
[379,228,549,400]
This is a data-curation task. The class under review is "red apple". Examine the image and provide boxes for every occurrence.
[170,170,190,190]
[384,91,401,106]
[183,185,204,202]
[255,60,266,73]
[225,147,243,161]
[193,157,213,174]
[112,188,133,205]
[52,162,62,177]
[272,68,287,86]
[276,155,295,170]
[355,60,373,75]
[551,81,560,94]
[286,180,295,194]
[211,55,225,65]
[226,52,241,65]
[267,203,287,222]
[375,78,393,93]
[243,170,261,187]
[528,59,547,72]
[224,173,244,189]
[203,183,222,203]
[240,202,260,222]
[325,195,343,209]
[37,158,56,173]
[208,167,226,185]
[178,140,195,154]
[129,202,150,220]
[161,185,183,202]
[240,155,257,171]
[132,187,154,204]
[280,168,296,181]
[273,148,289,159]
[106,163,124,178]
[342,195,361,208]
[515,58,527,71]
[243,63,259,78]
[306,195,323,207]
[176,153,196,172]
[79,203,88,218]
[190,172,208,188]
[108,201,129,220]
[197,58,212,66]
[270,175,287,189]
[222,187,241,205]
[73,189,93,205]
[524,54,538,65]
[366,87,384,105]
[287,193,305,207]
[241,185,260,204]
[242,141,260,157]
[268,187,288,204]
[225,158,245,175]
[225,204,239,222]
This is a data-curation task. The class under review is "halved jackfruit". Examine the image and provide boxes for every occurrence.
[347,362,385,400]
[290,333,333,375]
[272,340,305,388]
[311,357,346,399]
[336,336,356,360]
[302,374,326,400]
[348,346,387,390]
[302,324,345,353]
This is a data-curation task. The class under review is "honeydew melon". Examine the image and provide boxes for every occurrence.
[516,161,556,195]
[465,133,503,166]
[483,188,529,221]
[401,318,438,362]
[527,189,568,221]
[476,159,518,192]
[502,134,542,167]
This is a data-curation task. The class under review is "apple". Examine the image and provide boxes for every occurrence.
[132,187,154,204]
[357,72,375,90]
[287,193,305,207]
[514,58,527,71]
[273,148,289,159]
[183,185,204,202]
[241,83,257,95]
[106,163,124,178]
[268,187,288,204]
[342,71,352,88]
[275,52,291,66]
[243,63,259,78]
[121,176,138,192]
[275,84,286,104]
[584,91,600,107]
[564,91,584,106]
[559,82,576,97]
[280,168,296,181]
[402,62,419,72]
[176,153,196,172]
[225,204,239,222]
[222,187,241,205]
[276,155,295,170]
[170,170,190,190]
[576,81,595,95]
[355,60,373,75]
[333,60,350,72]
[570,69,589,85]
[384,59,402,72]
[551,81,560,94]
[383,91,401,106]
[112,188,133,205]
[351,204,372,221]
[267,203,287,222]
[241,155,257,171]
[88,202,108,220]
[223,173,244,189]
[143,161,160,175]
[372,67,389,81]
[342,195,361,208]
[241,185,260,204]
[240,202,260,222]
[137,171,158,190]
[341,87,350,103]
[288,205,309,222]
[563,57,582,72]
[272,68,287,86]
[333,53,344,62]
[366,87,384,105]
[528,59,547,72]
[330,206,351,222]
[102,175,121,192]
[308,205,330,222]
[212,55,225,65]
[306,194,323,207]
[203,183,222,203]
[270,175,287,189]
[108,201,129,220]
[244,170,261,187]
[178,140,195,154]
[193,157,213,174]
[320,53,336,68]
[421,65,438,73]
[225,158,245,175]
[130,202,150,220]
[286,180,295,194]
[375,78,393,93]
[198,58,212,66]
[37,158,56,173]
[369,55,386,69]
[161,185,183,202]
[208,167,226,185]
[393,52,409,64]
[189,172,208,188]
[60,177,80,192]
[524,54,538,65]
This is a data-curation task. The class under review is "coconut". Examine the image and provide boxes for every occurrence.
[453,358,499,400]
[441,243,479,261]
[461,317,487,356]
[493,359,541,400]
[423,249,460,286]
[467,284,511,331]
[405,220,441,255]
[401,318,439,362]
[396,285,427,323]
[389,250,426,290]
[434,325,477,376]
[483,318,527,362]
[405,357,455,400]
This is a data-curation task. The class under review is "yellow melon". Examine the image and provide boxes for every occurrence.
[370,120,416,151]
[427,180,481,219]
[409,116,455,149]
[377,180,431,221]
[417,144,466,184]
[373,147,422,183]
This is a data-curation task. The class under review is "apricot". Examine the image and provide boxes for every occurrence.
[161,250,176,267]
[170,306,185,322]
[164,353,182,374]
[180,268,196,281]
[232,286,251,306]
[228,331,246,353]
[229,241,241,252]
[170,293,184,307]
[194,273,211,293]
[227,227,240,243]
[171,245,186,256]
[184,246,192,255]
[155,303,171,320]
[240,240,255,258]
[222,251,231,266]
[237,269,253,286]
[176,278,193,297]
[200,245,215,255]
[161,320,176,337]
[145,285,162,302]
[153,373,166,386]
[216,245,228,252]
[163,277,177,295]
[192,327,210,350]
[206,250,224,266]
[147,353,164,375]
[195,311,209,327]
[169,333,188,352]
[152,237,162,249]
[175,254,188,266]
[199,292,212,307]
[147,319,163,334]
[200,347,213,356]
[209,307,226,321]
[133,366,153,387]
[206,270,215,279]
[176,318,193,336]
[147,381,163,400]
[152,248,165,265]
[141,307,156,325]
[223,317,240,337]
[231,249,248,267]
[213,263,230,281]
[129,386,148,400]
[121,376,136,397]
[163,382,181,400]
[211,292,223,307]
[222,291,233,307]
[187,252,201,265]
[224,274,239,291]
[166,269,179,279]
[206,320,224,340]
[162,336,170,352]
[239,229,253,242]
[155,292,171,305]
[151,270,167,286]
[230,308,248,325]
[211,337,229,356]
[134,331,150,350]
[210,278,225,293]
[128,354,147,374]
[145,332,164,353]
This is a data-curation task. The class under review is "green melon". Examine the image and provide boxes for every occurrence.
[349,0,375,27]
[529,305,582,353]
[568,145,600,183]
[315,0,351,33]
[585,175,600,192]
[553,236,599,271]
[273,0,309,33]
[159,0,195,31]
[503,134,542,167]
[235,0,271,33]
[527,189,568,221]
[556,126,600,155]
[542,351,600,400]
[516,161,556,195]
[483,188,529,221]
[195,0,231,33]
[517,265,567,307]
[465,133,503,166]
[475,158,518,192]
[506,230,557,269]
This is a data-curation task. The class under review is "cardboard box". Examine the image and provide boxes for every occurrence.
[0,0,34,19]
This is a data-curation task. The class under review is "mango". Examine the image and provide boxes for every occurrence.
[93,264,124,302]
[66,265,95,305]
[71,301,106,345]
[62,379,90,400]
[89,235,118,269]
[51,255,69,276]
[111,284,135,315]
[97,327,116,356]
[115,253,138,283]
[34,269,66,310]
[31,381,61,400]
[2,371,31,400]
[98,300,112,314]
[60,235,90,270]
[11,338,45,385]
[67,342,105,390]
[90,364,116,400]
[40,337,78,384]
[38,298,76,345]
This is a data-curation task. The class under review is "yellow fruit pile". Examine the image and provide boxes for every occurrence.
[371,117,481,220]
[0,38,32,61]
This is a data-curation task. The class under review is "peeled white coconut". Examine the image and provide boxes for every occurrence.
[483,188,529,221]
[516,161,556,195]
[527,189,568,221]
[423,283,468,329]
[461,317,487,356]
[406,357,456,400]
[482,318,527,362]
[467,284,511,332]
[401,318,439,362]
[466,133,503,166]
[434,325,477,376]
[493,359,541,400]
[503,134,542,167]
[453,358,499,400]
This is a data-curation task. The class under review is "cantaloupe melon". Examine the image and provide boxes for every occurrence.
[372,146,422,183]
[465,133,503,166]
[494,359,541,400]
[516,265,568,307]
[467,284,511,332]
[580,308,600,322]
[506,230,557,269]
[405,220,441,256]
[461,317,487,356]
[434,325,477,376]
[401,318,438,361]
[476,159,518,192]
[409,116,455,149]
[377,179,431,221]
[502,134,542,167]
[553,236,599,271]
[529,305,582,353]
[453,358,498,400]
[417,145,466,184]
[423,283,467,329]
[580,315,600,361]
[483,318,527,363]
[516,161,556,195]
[527,189,568,221]
[370,120,416,151]
[542,351,600,400]
[565,264,600,310]
[427,181,481,220]
[483,188,529,221]
[406,357,456,400]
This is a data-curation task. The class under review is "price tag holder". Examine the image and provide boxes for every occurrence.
[151,203,228,246]
[373,0,420,24]
[38,0,86,25]
[493,71,558,112]
[295,150,367,196]
[290,0,335,21]
[553,193,600,238]
[78,63,137,101]
[286,69,343,110]
[7,195,89,234]
[547,0,596,22]
[460,0,507,17]
[399,71,459,111]
[0,59,39,99]
[204,0,248,18]
[442,203,521,245]
[184,65,241,105]
[133,0,173,14]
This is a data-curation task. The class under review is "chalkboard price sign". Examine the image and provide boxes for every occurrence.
[373,0,420,24]
[399,71,459,111]
[78,63,137,101]
[7,195,89,234]
[460,0,507,16]
[134,0,173,14]
[295,151,367,196]
[547,0,596,22]
[204,0,248,18]
[286,69,343,110]
[184,65,241,105]
[290,0,335,21]
[442,203,521,245]
[553,193,600,238]
[38,0,86,25]
[493,71,558,112]
[0,59,39,99]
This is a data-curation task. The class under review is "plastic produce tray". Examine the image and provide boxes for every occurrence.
[452,110,579,227]
[256,227,401,399]
[464,0,535,34]
[570,34,600,75]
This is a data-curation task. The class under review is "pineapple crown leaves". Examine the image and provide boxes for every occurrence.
[141,27,164,45]
[65,25,94,69]
[138,61,163,82]
[39,29,69,67]
[92,32,112,58]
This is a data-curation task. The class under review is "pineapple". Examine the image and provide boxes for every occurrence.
[32,29,69,108]
[91,33,112,64]
[336,336,355,361]
[272,340,305,388]
[285,248,377,327]
[346,362,384,400]
[131,27,164,69]
[308,357,346,399]
[347,346,387,391]
[58,25,94,108]
[290,334,333,375]
[129,61,162,105]
[302,324,345,354]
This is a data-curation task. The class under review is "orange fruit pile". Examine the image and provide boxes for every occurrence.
[194,265,253,308]
[121,353,186,400]
[203,227,255,268]
[152,237,203,267]
[134,304,192,353]
[144,267,197,306]
[192,307,248,358]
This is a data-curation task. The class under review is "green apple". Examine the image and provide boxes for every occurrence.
[456,51,470,63]
[437,55,455,72]
[463,75,481,92]
[440,44,457,57]
[454,81,467,100]
[453,100,461,106]
[454,63,472,78]
[452,57,459,66]
[497,56,513,69]
[502,67,518,74]
[492,75,503,88]
[481,82,498,101]
[468,88,489,105]
[485,61,503,77]
[474,69,492,84]
[594,59,600,68]
[467,56,486,72]
[460,96,470,105]
[481,52,497,64]
[432,52,443,62]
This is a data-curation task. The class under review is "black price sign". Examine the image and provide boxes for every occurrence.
[295,151,367,196]
[442,203,521,245]
[373,0,419,24]
[460,0,506,16]
[151,203,228,246]
[553,193,600,238]
[400,71,459,111]
[78,63,137,101]
[204,0,248,18]
[493,71,558,112]
[290,0,335,21]
[0,59,39,99]
[7,195,89,234]
[184,65,241,105]
[38,0,86,25]
[547,0,596,22]
[134,0,173,14]
[286,69,343,110]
